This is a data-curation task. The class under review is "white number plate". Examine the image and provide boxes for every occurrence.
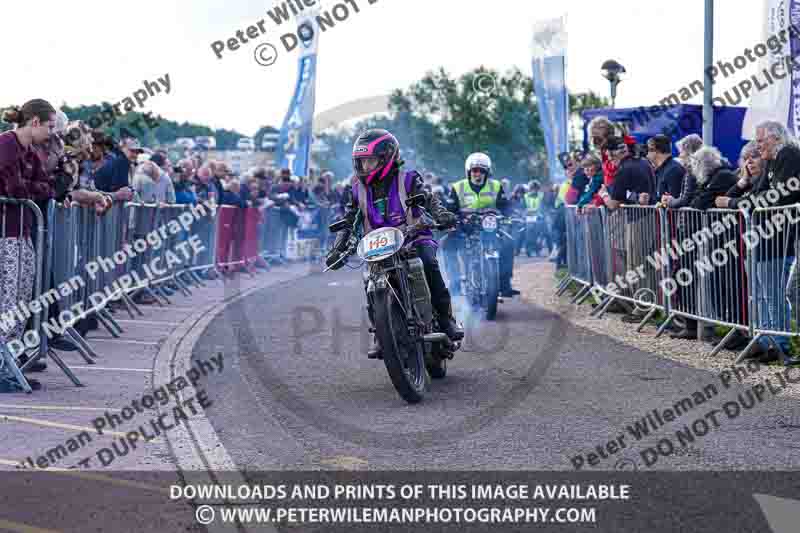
[526,216,538,223]
[357,227,405,262]
[482,215,498,231]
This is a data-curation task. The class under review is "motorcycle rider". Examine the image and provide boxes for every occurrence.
[325,129,464,358]
[525,180,543,212]
[524,180,549,255]
[443,152,520,297]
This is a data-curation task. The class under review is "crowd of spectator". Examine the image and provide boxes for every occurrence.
[558,114,800,366]
[0,99,349,391]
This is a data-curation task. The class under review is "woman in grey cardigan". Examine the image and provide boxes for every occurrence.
[661,133,703,208]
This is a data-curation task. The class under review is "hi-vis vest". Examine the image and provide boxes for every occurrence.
[556,181,570,207]
[454,179,500,209]
[525,192,543,211]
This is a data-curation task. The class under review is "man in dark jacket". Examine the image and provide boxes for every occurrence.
[647,134,685,199]
[715,121,800,363]
[92,136,136,200]
[598,137,655,209]
[598,137,657,323]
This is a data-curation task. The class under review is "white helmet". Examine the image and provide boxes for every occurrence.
[465,152,492,179]
[54,110,69,135]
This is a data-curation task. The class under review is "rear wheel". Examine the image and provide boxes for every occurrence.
[485,259,499,321]
[374,290,427,403]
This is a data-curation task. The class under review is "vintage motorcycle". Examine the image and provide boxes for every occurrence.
[456,209,517,320]
[325,194,461,404]
[524,210,548,257]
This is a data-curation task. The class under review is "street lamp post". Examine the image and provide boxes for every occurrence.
[703,0,714,145]
[601,60,627,108]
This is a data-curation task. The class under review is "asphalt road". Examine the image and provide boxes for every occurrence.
[187,264,800,532]
[192,265,800,473]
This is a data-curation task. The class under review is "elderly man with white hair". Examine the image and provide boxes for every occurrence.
[132,160,175,204]
[686,147,738,209]
[715,120,800,363]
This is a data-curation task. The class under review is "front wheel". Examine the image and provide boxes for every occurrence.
[485,259,499,321]
[373,290,428,403]
[427,346,448,379]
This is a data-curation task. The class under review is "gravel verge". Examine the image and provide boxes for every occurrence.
[517,260,800,403]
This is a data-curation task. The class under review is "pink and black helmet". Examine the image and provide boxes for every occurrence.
[352,129,399,184]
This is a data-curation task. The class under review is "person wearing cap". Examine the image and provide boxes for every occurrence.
[597,136,655,209]
[597,136,658,324]
[91,135,136,201]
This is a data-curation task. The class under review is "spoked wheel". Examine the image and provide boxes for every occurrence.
[485,260,499,321]
[373,290,428,404]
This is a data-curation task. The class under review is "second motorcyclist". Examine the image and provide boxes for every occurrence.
[443,152,520,297]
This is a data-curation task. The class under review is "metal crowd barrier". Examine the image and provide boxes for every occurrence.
[557,202,800,363]
[0,199,46,393]
[591,206,670,329]
[0,197,312,394]
[744,205,799,363]
[260,207,287,263]
[556,206,592,301]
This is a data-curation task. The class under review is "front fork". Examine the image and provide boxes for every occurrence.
[363,268,413,339]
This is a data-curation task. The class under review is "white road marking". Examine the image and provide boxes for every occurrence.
[69,366,151,372]
[153,271,303,533]
[115,319,182,326]
[0,404,119,412]
[83,338,159,346]
[0,414,148,440]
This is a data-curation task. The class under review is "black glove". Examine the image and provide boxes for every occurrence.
[326,250,344,270]
[331,230,350,253]
[436,210,457,229]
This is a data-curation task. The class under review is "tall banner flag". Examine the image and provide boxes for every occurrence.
[276,10,320,177]
[742,0,793,139]
[531,16,569,183]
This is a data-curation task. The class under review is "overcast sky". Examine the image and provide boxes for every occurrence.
[2,0,765,137]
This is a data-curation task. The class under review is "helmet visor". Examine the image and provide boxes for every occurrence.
[469,166,488,180]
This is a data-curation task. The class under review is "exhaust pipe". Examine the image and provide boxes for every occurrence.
[423,332,449,343]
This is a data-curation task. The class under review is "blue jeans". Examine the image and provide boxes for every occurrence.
[754,255,795,352]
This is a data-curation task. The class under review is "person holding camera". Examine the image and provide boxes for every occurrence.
[90,133,135,202]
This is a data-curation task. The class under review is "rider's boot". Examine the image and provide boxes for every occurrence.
[500,279,521,297]
[438,302,464,342]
